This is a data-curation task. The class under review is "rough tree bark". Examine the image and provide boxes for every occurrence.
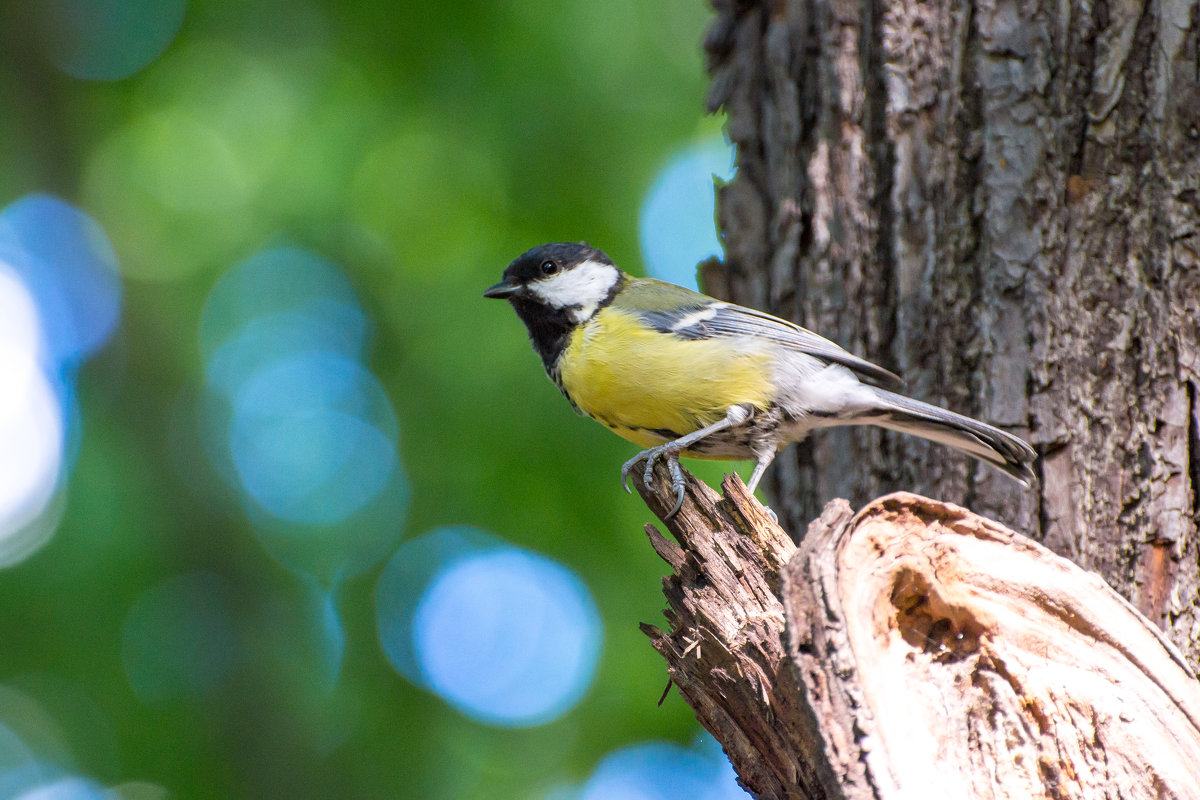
[700,0,1200,664]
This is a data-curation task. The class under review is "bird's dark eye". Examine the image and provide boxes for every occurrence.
[540,260,559,276]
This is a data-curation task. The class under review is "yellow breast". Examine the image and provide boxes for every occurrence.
[558,307,774,448]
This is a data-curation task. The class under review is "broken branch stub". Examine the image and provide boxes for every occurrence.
[635,467,1200,799]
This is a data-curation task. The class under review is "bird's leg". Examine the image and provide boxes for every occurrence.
[621,405,753,519]
[747,446,778,523]
[746,447,775,493]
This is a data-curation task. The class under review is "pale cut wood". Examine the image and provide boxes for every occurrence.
[788,492,1200,799]
[635,465,1200,799]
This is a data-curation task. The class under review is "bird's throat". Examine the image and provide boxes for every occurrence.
[510,297,576,376]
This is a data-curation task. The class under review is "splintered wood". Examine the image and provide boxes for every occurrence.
[634,467,1200,800]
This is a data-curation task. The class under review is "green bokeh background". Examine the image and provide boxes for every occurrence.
[0,1,745,797]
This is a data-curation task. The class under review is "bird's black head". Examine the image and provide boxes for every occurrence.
[485,242,625,371]
[485,243,620,306]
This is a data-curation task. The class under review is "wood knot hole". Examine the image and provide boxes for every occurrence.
[890,567,982,660]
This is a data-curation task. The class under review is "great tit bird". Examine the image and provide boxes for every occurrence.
[485,242,1035,518]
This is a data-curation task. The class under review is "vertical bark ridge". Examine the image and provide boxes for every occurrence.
[864,0,901,488]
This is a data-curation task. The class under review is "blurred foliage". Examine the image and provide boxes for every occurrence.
[0,0,747,798]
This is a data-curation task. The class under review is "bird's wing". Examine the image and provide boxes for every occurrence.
[618,278,904,390]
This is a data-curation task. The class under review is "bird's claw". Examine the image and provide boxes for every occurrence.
[620,450,652,493]
[620,445,687,518]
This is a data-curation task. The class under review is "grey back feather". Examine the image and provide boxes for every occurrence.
[620,277,903,390]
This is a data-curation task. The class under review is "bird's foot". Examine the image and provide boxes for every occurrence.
[621,445,687,518]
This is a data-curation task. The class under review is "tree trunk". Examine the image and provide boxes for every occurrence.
[635,468,1200,799]
[644,0,1200,794]
[702,0,1200,664]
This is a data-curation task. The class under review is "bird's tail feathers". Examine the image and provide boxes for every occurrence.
[867,390,1037,485]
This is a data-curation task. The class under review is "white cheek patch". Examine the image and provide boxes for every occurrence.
[529,259,620,322]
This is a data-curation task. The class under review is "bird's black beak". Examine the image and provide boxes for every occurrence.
[483,281,521,299]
